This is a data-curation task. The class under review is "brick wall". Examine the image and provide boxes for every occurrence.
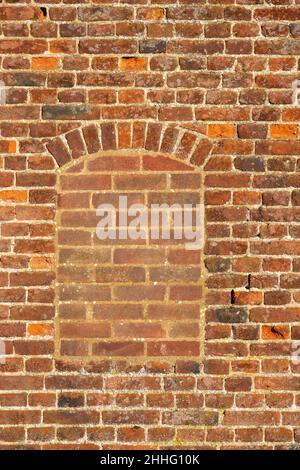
[1,0,300,449]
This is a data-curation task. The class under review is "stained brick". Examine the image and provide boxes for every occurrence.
[139,40,166,54]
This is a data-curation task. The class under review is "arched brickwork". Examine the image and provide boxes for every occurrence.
[45,121,213,170]
[45,122,214,366]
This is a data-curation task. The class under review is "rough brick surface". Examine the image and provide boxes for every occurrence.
[57,150,203,363]
[1,0,300,450]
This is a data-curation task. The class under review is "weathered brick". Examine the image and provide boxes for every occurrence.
[43,105,99,121]
[215,307,248,324]
[139,40,166,54]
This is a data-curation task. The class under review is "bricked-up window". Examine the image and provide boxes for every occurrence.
[56,151,204,365]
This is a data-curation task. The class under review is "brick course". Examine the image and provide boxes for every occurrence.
[1,0,300,449]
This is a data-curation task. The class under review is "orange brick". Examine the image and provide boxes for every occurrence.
[29,256,54,270]
[32,57,59,71]
[137,8,165,21]
[0,190,27,202]
[261,325,290,340]
[234,291,262,305]
[28,323,53,336]
[0,140,17,153]
[208,124,236,138]
[119,89,145,104]
[120,57,148,71]
[270,124,298,139]
[8,141,17,153]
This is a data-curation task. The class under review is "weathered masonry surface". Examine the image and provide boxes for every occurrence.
[1,0,300,449]
[56,149,204,364]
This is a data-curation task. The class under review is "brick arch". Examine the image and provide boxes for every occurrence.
[45,121,212,367]
[45,121,214,170]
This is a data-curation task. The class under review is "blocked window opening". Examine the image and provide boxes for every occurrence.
[55,151,205,366]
